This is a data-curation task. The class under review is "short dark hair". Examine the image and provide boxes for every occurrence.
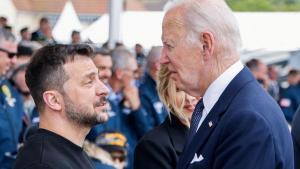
[94,47,111,56]
[20,27,28,34]
[40,17,49,24]
[25,44,94,112]
[246,58,260,71]
[4,25,12,31]
[71,30,80,37]
[288,69,300,77]
[0,16,7,22]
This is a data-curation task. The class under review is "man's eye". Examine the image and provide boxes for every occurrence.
[86,81,93,84]
[167,44,174,50]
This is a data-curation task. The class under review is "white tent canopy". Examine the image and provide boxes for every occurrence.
[53,1,82,43]
[81,11,164,49]
[82,11,300,50]
[236,12,300,51]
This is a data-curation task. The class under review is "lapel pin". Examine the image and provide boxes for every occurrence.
[208,121,213,127]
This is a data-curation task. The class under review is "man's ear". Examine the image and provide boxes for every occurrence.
[43,90,63,111]
[200,31,214,61]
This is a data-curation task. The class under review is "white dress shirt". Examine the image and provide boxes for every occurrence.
[196,60,244,131]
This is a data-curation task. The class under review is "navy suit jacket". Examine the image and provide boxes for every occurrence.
[177,67,294,169]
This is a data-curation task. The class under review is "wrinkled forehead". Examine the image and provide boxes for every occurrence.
[163,8,185,28]
[162,8,188,39]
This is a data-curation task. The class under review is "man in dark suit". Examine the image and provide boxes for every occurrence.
[292,107,300,169]
[160,0,294,169]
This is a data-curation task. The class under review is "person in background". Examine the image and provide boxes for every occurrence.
[9,64,34,118]
[0,28,23,169]
[19,27,31,42]
[139,46,168,130]
[268,65,280,101]
[4,26,13,34]
[279,69,300,123]
[134,44,146,85]
[71,30,81,44]
[134,65,198,169]
[246,58,270,89]
[0,16,8,27]
[160,0,293,168]
[18,27,42,51]
[15,45,33,67]
[9,63,39,144]
[14,44,109,169]
[108,47,150,169]
[31,17,56,45]
[95,131,128,169]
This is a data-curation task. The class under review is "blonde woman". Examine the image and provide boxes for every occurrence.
[134,65,198,169]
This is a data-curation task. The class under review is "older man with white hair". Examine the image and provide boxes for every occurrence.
[160,0,294,169]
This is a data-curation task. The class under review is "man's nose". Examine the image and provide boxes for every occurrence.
[159,48,169,64]
[96,79,109,97]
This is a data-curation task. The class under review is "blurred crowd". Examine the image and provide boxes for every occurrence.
[0,15,299,169]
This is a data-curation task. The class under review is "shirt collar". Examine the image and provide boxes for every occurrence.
[107,83,123,102]
[203,60,244,113]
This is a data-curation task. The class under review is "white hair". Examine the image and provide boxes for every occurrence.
[168,0,242,57]
[146,46,162,71]
[111,47,134,72]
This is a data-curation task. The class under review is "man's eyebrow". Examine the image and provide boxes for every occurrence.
[83,71,98,79]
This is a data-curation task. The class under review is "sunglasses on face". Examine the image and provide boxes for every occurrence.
[0,48,17,59]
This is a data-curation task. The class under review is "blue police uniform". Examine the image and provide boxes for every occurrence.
[139,73,168,129]
[279,83,300,123]
[0,78,23,169]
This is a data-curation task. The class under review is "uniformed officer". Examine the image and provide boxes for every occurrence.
[0,28,24,169]
[280,69,300,123]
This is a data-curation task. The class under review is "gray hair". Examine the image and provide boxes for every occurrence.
[169,0,242,57]
[146,46,162,71]
[0,27,16,47]
[111,47,134,72]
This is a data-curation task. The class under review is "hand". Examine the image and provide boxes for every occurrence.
[123,85,140,111]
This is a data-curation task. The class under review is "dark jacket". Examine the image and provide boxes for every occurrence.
[177,68,294,169]
[0,79,24,169]
[139,73,168,129]
[279,83,300,123]
[134,114,189,169]
[292,107,300,169]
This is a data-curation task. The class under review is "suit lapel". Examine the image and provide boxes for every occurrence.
[179,67,255,169]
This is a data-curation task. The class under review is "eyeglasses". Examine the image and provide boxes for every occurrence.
[0,48,17,59]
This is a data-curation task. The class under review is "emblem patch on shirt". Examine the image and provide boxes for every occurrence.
[153,102,163,114]
[280,98,291,107]
[1,85,16,107]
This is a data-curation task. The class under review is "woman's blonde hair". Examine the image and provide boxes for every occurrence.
[157,65,190,127]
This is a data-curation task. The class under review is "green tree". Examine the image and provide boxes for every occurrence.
[226,0,300,11]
